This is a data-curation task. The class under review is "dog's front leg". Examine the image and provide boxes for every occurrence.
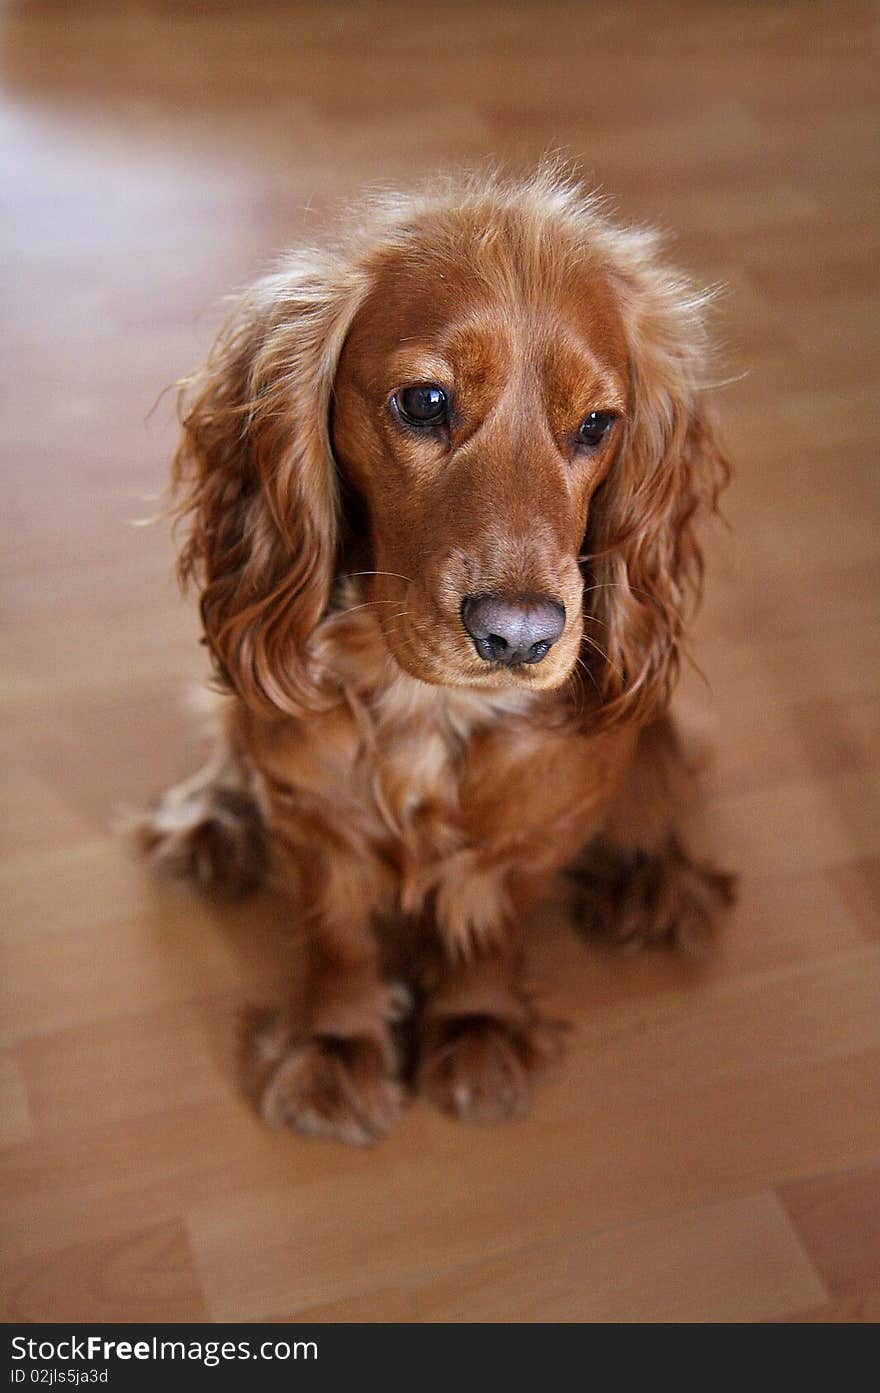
[255,844,407,1146]
[416,862,566,1123]
[569,717,736,954]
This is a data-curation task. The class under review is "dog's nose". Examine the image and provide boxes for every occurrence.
[461,593,566,666]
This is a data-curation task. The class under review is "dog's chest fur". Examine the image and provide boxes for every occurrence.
[240,605,631,942]
[249,655,539,854]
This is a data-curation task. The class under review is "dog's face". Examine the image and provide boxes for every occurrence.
[174,173,728,724]
[331,233,630,691]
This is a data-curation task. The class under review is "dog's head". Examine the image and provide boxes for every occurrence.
[173,166,729,722]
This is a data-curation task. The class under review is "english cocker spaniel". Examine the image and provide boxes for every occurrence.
[134,165,734,1144]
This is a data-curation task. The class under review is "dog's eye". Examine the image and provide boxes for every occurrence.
[394,383,449,427]
[577,411,617,448]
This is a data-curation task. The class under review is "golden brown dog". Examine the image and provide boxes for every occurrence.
[133,165,733,1144]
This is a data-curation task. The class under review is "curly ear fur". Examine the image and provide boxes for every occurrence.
[582,231,731,727]
[172,251,369,715]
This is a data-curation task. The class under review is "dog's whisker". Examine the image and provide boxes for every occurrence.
[572,652,602,700]
[340,599,410,616]
[579,629,619,671]
[577,577,686,624]
[344,570,417,586]
[579,578,654,599]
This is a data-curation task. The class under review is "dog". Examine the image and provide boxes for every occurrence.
[131,164,734,1144]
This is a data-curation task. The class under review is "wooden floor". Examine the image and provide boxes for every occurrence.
[1,0,878,1324]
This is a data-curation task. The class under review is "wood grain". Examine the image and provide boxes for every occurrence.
[1,0,877,1323]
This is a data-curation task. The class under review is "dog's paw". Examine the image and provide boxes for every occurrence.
[418,1011,567,1124]
[119,782,265,898]
[571,837,736,955]
[255,1022,406,1146]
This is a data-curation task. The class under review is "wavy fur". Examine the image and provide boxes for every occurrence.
[141,163,733,1144]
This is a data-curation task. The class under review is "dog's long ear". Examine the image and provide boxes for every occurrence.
[172,252,368,716]
[584,234,731,726]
